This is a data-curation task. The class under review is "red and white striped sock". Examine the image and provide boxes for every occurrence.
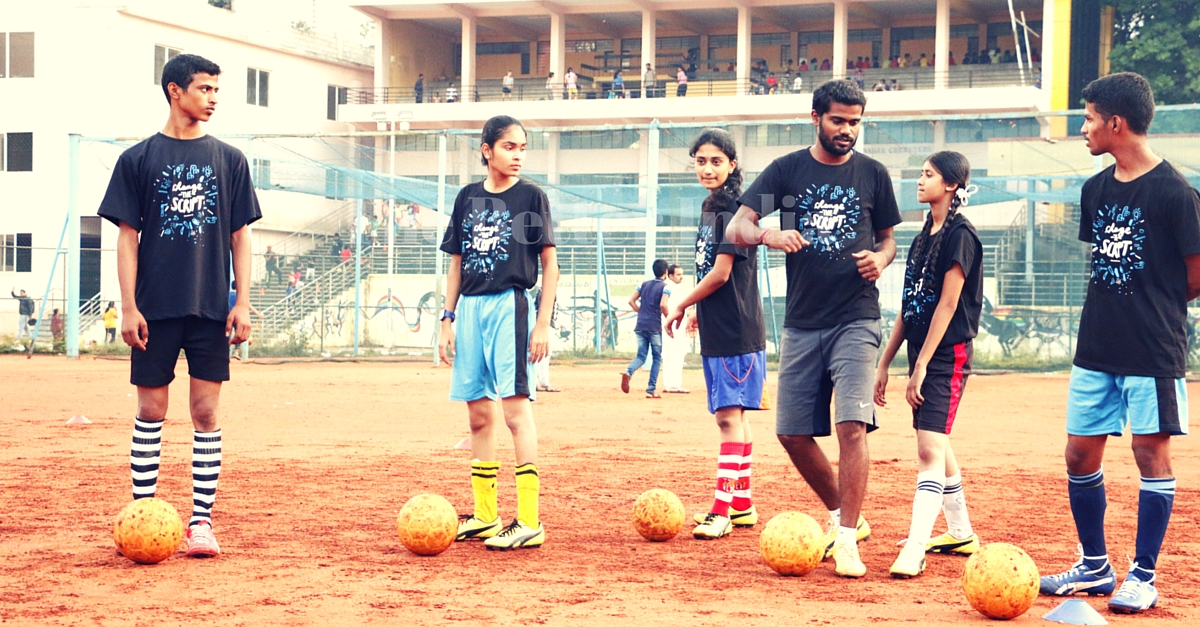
[731,442,753,511]
[710,442,742,516]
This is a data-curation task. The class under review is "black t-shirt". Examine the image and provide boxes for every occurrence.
[97,134,262,322]
[695,199,766,356]
[634,279,670,332]
[738,148,901,329]
[900,214,983,351]
[440,179,555,296]
[1075,161,1200,378]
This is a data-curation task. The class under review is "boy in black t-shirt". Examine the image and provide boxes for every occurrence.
[621,260,672,398]
[98,54,262,559]
[439,116,558,551]
[665,129,768,541]
[727,80,901,578]
[875,152,984,578]
[1038,73,1200,614]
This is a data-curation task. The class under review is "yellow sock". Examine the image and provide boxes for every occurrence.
[471,460,500,523]
[515,463,540,528]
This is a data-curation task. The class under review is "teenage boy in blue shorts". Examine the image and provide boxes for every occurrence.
[1039,72,1200,614]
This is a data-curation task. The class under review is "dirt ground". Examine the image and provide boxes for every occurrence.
[1,355,1198,626]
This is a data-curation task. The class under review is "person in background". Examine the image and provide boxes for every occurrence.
[103,301,119,344]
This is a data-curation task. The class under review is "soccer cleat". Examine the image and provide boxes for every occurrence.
[1039,549,1116,597]
[693,513,733,540]
[483,519,545,550]
[833,539,867,578]
[185,522,220,558]
[1109,564,1158,614]
[890,543,927,579]
[926,532,980,555]
[692,506,758,528]
[822,515,872,561]
[456,514,502,541]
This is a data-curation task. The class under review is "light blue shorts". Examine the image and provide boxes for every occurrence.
[702,351,769,415]
[450,288,537,403]
[1066,366,1188,437]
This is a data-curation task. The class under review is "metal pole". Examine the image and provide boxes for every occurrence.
[595,218,602,355]
[762,245,779,355]
[645,120,660,278]
[354,197,363,356]
[1025,196,1035,283]
[66,134,81,358]
[1007,0,1026,86]
[434,133,448,366]
[28,206,73,357]
[572,251,578,353]
[388,121,396,349]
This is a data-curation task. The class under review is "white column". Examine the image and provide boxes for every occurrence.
[935,0,950,90]
[832,1,848,80]
[546,132,560,185]
[461,16,476,100]
[641,9,657,94]
[736,5,751,94]
[645,121,659,278]
[550,11,566,92]
[1040,0,1056,112]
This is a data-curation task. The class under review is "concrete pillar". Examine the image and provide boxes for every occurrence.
[736,5,751,94]
[550,11,566,92]
[932,119,946,152]
[374,17,387,92]
[832,1,848,80]
[699,34,709,68]
[791,31,800,67]
[546,132,560,185]
[641,9,657,94]
[935,0,950,90]
[461,16,476,100]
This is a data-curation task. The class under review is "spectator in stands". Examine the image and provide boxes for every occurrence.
[414,73,424,103]
[727,62,735,72]
[445,82,458,103]
[408,204,419,228]
[872,78,888,92]
[810,57,818,69]
[783,70,794,92]
[1002,49,1016,63]
[799,59,809,71]
[305,261,316,283]
[545,71,557,100]
[820,58,831,71]
[792,73,803,92]
[919,53,929,67]
[676,66,689,97]
[948,51,957,66]
[890,79,901,91]
[853,67,865,89]
[855,56,863,69]
[1031,50,1041,63]
[565,67,578,100]
[899,53,910,67]
[612,69,625,98]
[264,246,283,285]
[340,246,351,265]
[331,234,343,258]
[889,56,900,68]
[962,51,974,65]
[989,48,1001,64]
[766,72,778,94]
[847,59,855,70]
[50,308,63,342]
[103,301,118,344]
[644,63,657,98]
[11,288,34,338]
[502,70,514,101]
[785,58,794,73]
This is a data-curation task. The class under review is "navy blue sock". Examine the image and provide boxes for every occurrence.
[1133,477,1176,582]
[1068,468,1107,569]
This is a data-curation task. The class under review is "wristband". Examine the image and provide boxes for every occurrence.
[755,228,774,246]
[441,310,455,322]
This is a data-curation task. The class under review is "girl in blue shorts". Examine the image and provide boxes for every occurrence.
[875,151,983,577]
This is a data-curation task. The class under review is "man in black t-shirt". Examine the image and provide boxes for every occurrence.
[97,54,261,560]
[1039,73,1200,615]
[728,80,901,578]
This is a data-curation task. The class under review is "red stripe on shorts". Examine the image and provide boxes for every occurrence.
[945,343,968,434]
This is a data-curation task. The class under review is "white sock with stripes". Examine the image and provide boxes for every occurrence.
[131,418,162,499]
[943,473,974,539]
[906,469,945,547]
[190,429,222,527]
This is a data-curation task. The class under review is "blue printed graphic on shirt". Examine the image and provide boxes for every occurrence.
[901,258,936,326]
[1090,203,1146,294]
[462,201,513,279]
[796,183,862,259]
[155,164,219,242]
[696,224,716,280]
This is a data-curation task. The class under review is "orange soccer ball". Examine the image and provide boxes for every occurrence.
[113,498,184,564]
[632,488,686,541]
[759,512,825,576]
[396,494,458,556]
[962,542,1040,620]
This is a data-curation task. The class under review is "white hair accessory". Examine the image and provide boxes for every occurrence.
[954,184,979,206]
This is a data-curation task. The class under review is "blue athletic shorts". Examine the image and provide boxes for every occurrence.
[1066,366,1189,437]
[450,288,537,403]
[702,351,770,415]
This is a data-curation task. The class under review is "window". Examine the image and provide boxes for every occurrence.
[951,24,981,39]
[560,173,638,185]
[799,31,833,45]
[567,40,613,53]
[849,29,883,43]
[871,121,934,145]
[325,169,347,200]
[479,42,528,55]
[327,85,348,121]
[1,32,34,78]
[253,158,271,188]
[744,124,814,148]
[1,233,32,272]
[247,68,269,107]
[560,130,641,150]
[708,35,736,48]
[657,36,699,51]
[751,33,789,46]
[946,118,1041,143]
[154,45,182,85]
[3,132,32,172]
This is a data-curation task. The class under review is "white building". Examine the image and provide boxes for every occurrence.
[0,0,373,340]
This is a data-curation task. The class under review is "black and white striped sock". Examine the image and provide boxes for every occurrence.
[130,417,162,500]
[189,429,222,527]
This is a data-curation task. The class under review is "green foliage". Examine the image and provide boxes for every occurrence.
[254,331,311,358]
[1108,1,1200,105]
[81,341,132,356]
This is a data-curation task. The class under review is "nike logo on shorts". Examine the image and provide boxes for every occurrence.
[858,401,871,408]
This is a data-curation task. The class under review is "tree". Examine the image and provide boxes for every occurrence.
[1108,1,1200,104]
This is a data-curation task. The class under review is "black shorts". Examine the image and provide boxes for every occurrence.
[908,341,972,434]
[502,87,512,94]
[131,316,230,387]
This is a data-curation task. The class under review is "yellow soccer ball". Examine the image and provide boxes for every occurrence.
[759,512,824,576]
[632,488,685,541]
[396,494,458,556]
[962,542,1040,620]
[113,498,184,565]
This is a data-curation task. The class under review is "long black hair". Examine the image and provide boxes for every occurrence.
[688,128,744,212]
[480,115,526,167]
[907,151,972,309]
